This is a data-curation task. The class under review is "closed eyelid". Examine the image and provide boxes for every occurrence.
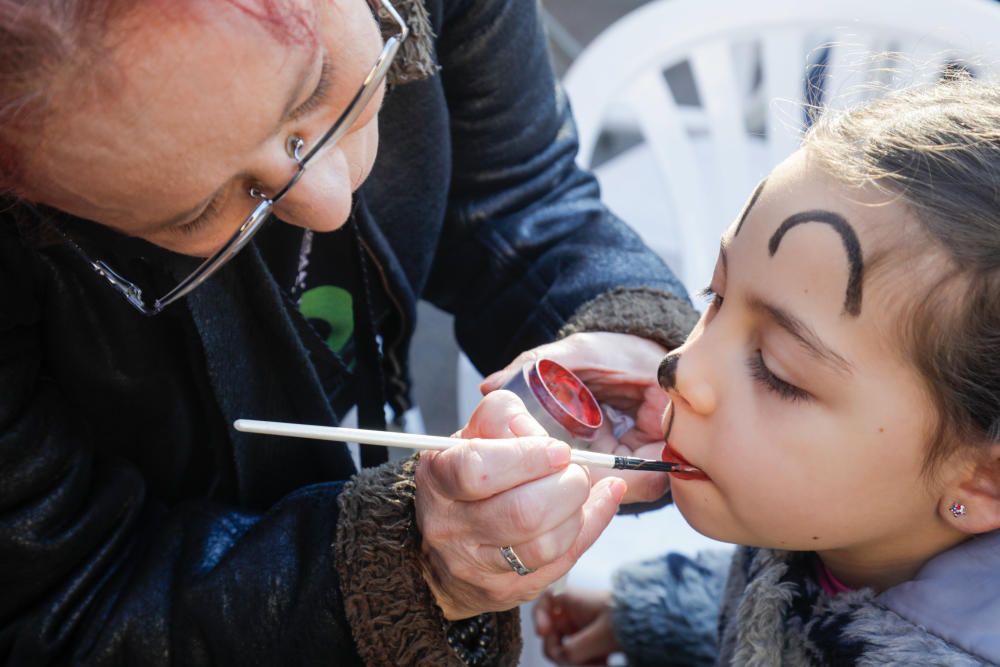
[285,51,332,124]
[745,294,853,374]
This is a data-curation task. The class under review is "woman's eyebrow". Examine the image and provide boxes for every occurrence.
[768,210,864,316]
[746,294,854,374]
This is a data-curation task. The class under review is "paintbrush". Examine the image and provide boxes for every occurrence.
[233,419,700,474]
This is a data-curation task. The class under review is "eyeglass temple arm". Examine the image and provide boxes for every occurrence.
[151,198,274,312]
[91,260,153,315]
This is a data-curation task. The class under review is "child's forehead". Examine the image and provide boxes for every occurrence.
[723,149,922,324]
[727,150,913,256]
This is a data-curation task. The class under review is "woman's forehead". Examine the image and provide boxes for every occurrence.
[28,2,312,225]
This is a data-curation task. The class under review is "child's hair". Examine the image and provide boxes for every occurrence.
[804,77,1000,472]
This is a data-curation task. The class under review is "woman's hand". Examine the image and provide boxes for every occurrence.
[480,332,670,504]
[534,588,619,665]
[415,391,626,620]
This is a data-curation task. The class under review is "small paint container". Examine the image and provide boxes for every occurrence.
[501,358,604,448]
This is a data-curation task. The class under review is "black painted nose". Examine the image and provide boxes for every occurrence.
[658,352,680,391]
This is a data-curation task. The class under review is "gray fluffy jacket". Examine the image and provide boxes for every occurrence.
[612,530,1000,666]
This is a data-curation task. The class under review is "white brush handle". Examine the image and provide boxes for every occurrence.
[233,419,625,470]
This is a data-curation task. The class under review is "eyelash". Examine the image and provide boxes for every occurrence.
[698,286,723,309]
[176,194,224,236]
[698,285,811,403]
[747,352,811,402]
[292,55,333,119]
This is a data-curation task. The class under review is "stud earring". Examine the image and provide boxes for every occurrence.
[949,502,967,518]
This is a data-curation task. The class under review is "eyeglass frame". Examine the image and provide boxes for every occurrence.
[64,0,408,316]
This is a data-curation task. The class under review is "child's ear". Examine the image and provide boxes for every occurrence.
[939,442,1000,535]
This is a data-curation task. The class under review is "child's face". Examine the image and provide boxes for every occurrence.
[663,148,964,561]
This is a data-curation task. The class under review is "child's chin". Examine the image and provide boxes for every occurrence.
[671,496,737,544]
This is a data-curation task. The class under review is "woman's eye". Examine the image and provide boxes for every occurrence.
[747,351,810,402]
[175,214,212,236]
[292,55,333,119]
[698,286,724,310]
[174,194,224,236]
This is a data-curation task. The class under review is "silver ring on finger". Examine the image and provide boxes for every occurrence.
[499,545,535,576]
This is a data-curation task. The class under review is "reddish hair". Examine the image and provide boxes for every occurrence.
[0,0,311,196]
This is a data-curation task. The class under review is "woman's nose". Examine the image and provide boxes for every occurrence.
[658,346,717,416]
[261,152,352,233]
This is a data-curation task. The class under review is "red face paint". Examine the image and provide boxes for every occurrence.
[502,358,603,446]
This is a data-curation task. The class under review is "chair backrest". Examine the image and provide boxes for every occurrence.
[563,0,1000,296]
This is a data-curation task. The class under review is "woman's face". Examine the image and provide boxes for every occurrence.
[661,149,968,584]
[25,0,384,256]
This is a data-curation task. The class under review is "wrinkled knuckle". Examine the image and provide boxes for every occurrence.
[564,467,593,506]
[483,584,511,606]
[450,446,487,498]
[505,493,542,536]
[529,535,562,566]
[449,559,479,584]
[419,515,445,543]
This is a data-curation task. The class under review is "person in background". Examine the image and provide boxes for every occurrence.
[0,0,698,663]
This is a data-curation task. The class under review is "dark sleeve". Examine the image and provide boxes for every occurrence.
[611,549,733,667]
[335,457,521,666]
[423,0,693,373]
[0,238,515,665]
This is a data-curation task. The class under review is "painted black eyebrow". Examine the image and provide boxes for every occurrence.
[746,295,854,374]
[768,210,864,316]
[733,178,768,237]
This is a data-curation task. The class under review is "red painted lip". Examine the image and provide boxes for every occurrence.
[663,443,693,466]
[663,443,710,481]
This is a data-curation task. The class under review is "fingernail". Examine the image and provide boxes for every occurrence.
[547,443,571,468]
[607,478,627,503]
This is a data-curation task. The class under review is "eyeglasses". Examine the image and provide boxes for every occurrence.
[67,0,407,316]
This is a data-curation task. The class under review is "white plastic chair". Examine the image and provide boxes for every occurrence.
[564,0,1000,296]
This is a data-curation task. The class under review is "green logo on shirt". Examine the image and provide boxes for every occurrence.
[299,286,354,353]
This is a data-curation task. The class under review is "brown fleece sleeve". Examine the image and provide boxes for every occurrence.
[335,457,521,666]
[559,287,699,351]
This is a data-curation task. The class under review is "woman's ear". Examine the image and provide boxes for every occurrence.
[939,442,1000,535]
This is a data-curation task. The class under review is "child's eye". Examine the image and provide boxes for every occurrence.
[698,286,724,309]
[747,351,811,402]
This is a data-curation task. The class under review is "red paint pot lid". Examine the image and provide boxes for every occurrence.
[526,359,603,438]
